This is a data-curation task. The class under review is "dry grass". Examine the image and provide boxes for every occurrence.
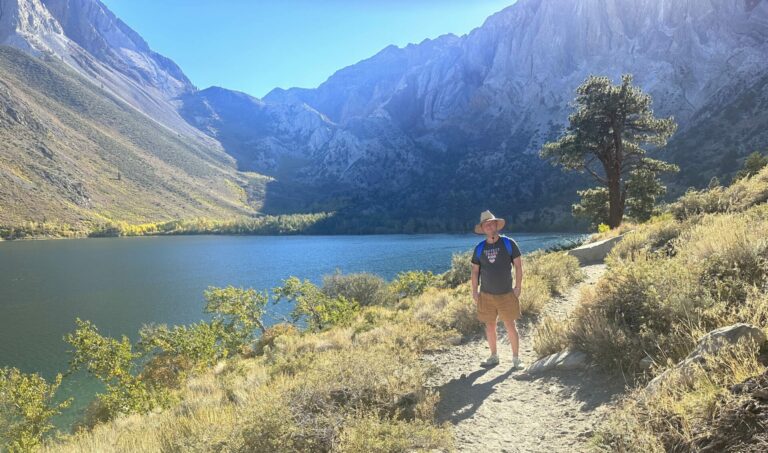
[40,278,472,452]
[575,171,768,451]
[586,221,638,243]
[525,252,584,296]
[592,340,766,452]
[532,316,571,358]
[518,273,551,316]
[671,164,768,221]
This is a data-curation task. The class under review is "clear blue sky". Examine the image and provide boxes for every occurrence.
[101,0,514,98]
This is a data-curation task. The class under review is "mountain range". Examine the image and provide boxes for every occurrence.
[1,0,767,232]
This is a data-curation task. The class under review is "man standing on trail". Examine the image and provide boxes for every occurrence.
[470,210,524,369]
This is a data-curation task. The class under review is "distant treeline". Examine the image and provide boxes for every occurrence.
[0,213,331,240]
[0,211,587,240]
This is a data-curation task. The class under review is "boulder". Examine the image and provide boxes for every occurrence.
[567,235,625,265]
[526,349,588,375]
[690,323,766,357]
[646,323,766,393]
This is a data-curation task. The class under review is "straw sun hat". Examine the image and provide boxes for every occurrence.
[474,210,506,235]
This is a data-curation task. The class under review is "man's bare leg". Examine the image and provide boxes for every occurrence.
[485,321,497,355]
[502,319,519,357]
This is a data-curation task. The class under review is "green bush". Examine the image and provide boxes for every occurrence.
[442,250,473,288]
[390,270,437,299]
[274,277,360,331]
[64,319,170,423]
[322,271,395,306]
[138,321,225,387]
[0,368,70,452]
[203,286,268,354]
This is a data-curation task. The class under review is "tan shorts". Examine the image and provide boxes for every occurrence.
[477,291,521,324]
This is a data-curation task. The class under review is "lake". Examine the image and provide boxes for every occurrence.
[0,233,583,427]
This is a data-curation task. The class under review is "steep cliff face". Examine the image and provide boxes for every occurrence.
[0,0,70,55]
[290,0,768,154]
[41,0,194,98]
[0,0,208,137]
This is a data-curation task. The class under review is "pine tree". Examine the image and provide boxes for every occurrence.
[541,74,678,228]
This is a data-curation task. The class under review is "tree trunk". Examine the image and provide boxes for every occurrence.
[609,118,625,229]
[607,173,624,228]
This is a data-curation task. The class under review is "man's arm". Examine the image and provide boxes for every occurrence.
[513,256,523,298]
[471,263,480,303]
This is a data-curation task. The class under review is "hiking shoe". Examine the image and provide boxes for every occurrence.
[512,356,525,369]
[480,354,499,368]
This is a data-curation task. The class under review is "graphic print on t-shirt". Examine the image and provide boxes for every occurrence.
[485,247,498,263]
[471,236,523,295]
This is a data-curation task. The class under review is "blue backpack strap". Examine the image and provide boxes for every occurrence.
[501,236,513,256]
[475,240,486,260]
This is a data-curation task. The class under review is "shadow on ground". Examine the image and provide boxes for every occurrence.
[434,366,517,424]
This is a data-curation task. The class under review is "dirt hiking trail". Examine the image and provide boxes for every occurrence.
[425,264,627,453]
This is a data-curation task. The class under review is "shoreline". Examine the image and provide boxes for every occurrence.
[0,229,590,243]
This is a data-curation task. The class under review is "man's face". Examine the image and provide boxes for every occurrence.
[481,220,498,235]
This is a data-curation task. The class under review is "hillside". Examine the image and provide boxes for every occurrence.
[0,45,260,228]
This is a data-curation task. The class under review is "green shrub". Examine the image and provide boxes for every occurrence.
[0,368,70,452]
[322,271,395,306]
[274,277,359,331]
[64,319,170,423]
[390,270,437,299]
[442,250,473,288]
[138,321,225,387]
[204,286,268,354]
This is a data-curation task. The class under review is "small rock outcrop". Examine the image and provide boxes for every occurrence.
[567,235,625,265]
[526,349,589,375]
[646,323,766,393]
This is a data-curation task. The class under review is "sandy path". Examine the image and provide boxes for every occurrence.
[425,264,626,452]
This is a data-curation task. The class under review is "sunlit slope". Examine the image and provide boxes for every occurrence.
[0,46,261,226]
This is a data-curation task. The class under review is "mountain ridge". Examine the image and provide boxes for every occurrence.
[2,0,768,232]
